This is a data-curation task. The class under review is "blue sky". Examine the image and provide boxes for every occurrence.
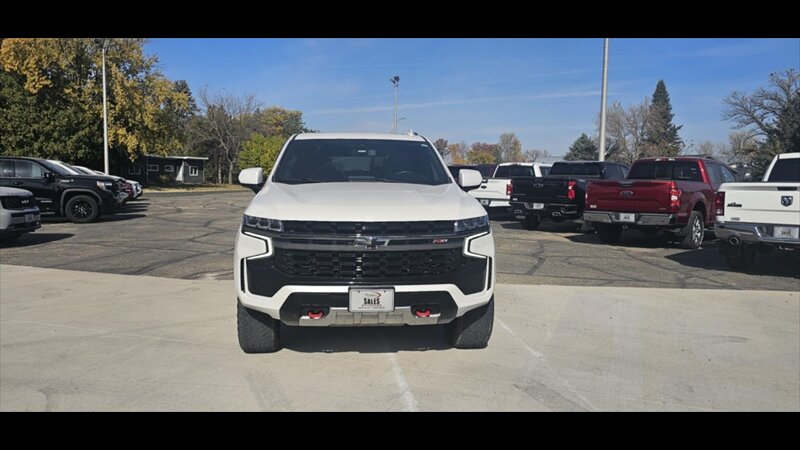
[146,38,799,156]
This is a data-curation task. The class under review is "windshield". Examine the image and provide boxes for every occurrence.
[628,160,703,181]
[768,158,800,182]
[72,165,96,175]
[549,162,601,176]
[273,138,450,185]
[46,160,81,175]
[37,159,74,176]
[494,165,534,178]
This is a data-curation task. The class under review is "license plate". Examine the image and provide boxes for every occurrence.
[25,213,35,223]
[531,203,544,210]
[618,213,635,223]
[480,199,490,206]
[773,226,799,239]
[349,288,395,313]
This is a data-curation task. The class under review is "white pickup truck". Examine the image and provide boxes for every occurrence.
[715,152,800,269]
[470,162,552,209]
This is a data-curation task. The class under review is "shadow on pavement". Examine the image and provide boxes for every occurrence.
[98,213,147,223]
[0,233,73,248]
[666,243,800,278]
[280,324,452,353]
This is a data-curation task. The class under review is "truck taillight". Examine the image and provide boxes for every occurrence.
[715,191,725,216]
[567,180,577,201]
[669,181,682,212]
[506,183,512,196]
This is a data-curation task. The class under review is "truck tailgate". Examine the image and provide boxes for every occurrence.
[472,178,510,200]
[720,182,800,225]
[512,177,569,202]
[587,180,673,213]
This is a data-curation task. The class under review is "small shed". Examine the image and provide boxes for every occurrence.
[122,155,209,185]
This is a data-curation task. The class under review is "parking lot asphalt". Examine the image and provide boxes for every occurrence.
[0,191,797,291]
[1,264,797,411]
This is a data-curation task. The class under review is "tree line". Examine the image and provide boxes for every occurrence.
[0,38,312,184]
[432,133,553,165]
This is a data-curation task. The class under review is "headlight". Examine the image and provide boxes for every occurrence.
[96,181,114,190]
[454,215,489,233]
[243,214,283,232]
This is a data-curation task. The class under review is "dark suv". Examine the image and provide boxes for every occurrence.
[0,156,123,223]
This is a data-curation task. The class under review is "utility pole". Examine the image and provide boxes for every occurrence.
[101,39,110,174]
[390,76,400,133]
[598,38,609,162]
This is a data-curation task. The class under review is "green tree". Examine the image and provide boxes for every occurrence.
[497,132,523,162]
[564,133,598,161]
[466,142,497,164]
[723,69,800,172]
[259,106,312,137]
[644,80,683,156]
[239,133,285,174]
[0,38,190,167]
[433,138,449,161]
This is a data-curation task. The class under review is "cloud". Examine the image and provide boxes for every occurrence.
[309,90,605,115]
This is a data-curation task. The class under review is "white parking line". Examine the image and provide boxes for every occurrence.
[386,353,419,412]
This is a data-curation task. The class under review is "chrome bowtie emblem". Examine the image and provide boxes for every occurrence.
[781,196,793,207]
[353,237,390,248]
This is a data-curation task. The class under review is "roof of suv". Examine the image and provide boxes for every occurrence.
[293,132,426,142]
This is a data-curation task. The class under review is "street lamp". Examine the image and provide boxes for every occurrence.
[95,38,110,175]
[390,76,400,133]
[598,38,609,162]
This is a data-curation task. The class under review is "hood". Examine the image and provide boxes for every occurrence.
[0,186,34,197]
[245,181,486,221]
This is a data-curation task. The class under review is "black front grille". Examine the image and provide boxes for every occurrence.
[281,220,454,236]
[0,196,35,210]
[274,248,463,278]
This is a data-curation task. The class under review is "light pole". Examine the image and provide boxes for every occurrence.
[598,38,609,162]
[99,39,110,174]
[390,76,400,133]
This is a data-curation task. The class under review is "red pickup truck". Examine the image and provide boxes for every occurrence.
[583,156,737,249]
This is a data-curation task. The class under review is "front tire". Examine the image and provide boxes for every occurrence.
[446,297,494,349]
[65,195,100,223]
[680,211,704,249]
[237,300,281,353]
[596,223,623,243]
[521,215,540,230]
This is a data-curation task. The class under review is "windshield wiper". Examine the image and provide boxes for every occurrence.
[275,178,327,184]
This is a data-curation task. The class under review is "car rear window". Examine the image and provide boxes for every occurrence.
[768,158,800,182]
[494,165,534,178]
[628,160,703,182]
[548,162,601,176]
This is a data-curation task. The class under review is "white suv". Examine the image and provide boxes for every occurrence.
[235,132,496,353]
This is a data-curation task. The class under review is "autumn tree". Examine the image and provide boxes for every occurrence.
[433,138,449,162]
[643,80,683,156]
[259,106,312,137]
[497,132,524,162]
[447,142,468,164]
[466,142,497,164]
[0,38,191,167]
[564,133,598,161]
[723,69,800,171]
[524,149,552,162]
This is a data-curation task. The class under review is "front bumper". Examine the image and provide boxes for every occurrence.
[0,208,41,236]
[583,210,678,226]
[715,222,800,246]
[234,229,495,326]
[510,201,580,220]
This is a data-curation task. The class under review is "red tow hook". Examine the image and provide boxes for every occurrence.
[415,309,431,318]
[307,310,325,320]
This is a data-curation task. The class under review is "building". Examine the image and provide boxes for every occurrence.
[122,155,209,185]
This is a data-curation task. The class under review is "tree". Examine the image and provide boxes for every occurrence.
[695,140,723,158]
[605,99,652,165]
[723,69,800,169]
[523,149,552,162]
[194,88,260,184]
[644,80,683,156]
[497,133,523,162]
[447,142,468,164]
[563,133,598,161]
[433,138,449,162]
[0,38,191,167]
[239,133,285,173]
[258,106,311,137]
[466,142,497,164]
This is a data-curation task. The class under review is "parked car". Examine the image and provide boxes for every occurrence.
[510,161,629,230]
[63,164,130,203]
[715,152,800,269]
[0,156,123,223]
[86,168,143,200]
[0,186,41,243]
[471,162,552,210]
[583,156,735,249]
[234,132,495,353]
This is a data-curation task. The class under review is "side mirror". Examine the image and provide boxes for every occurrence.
[239,167,265,194]
[42,172,54,182]
[458,169,483,192]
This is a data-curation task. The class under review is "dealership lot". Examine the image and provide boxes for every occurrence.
[1,191,798,411]
[0,190,797,290]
